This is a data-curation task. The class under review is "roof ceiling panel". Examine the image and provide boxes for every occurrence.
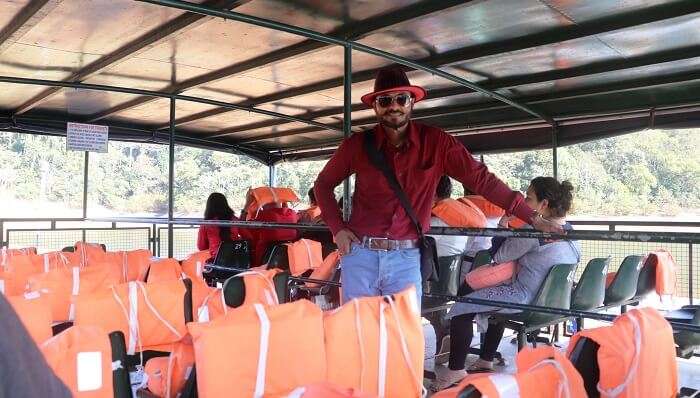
[108,97,219,126]
[31,89,137,116]
[0,82,50,110]
[546,0,675,22]
[0,0,31,32]
[180,109,278,133]
[272,0,423,22]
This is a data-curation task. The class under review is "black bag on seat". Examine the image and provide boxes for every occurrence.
[568,336,601,398]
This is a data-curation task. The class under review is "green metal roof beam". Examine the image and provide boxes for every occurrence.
[135,0,554,125]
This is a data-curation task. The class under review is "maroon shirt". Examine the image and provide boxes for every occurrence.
[314,121,535,240]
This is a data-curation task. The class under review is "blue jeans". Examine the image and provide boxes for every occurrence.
[340,243,422,304]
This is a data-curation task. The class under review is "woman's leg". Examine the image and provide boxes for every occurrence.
[448,313,475,370]
[480,321,506,362]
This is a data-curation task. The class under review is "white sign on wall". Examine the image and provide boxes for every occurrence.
[66,122,108,153]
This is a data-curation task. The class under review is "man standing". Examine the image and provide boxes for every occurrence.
[314,67,559,302]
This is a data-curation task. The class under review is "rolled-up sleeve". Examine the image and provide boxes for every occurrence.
[442,134,535,224]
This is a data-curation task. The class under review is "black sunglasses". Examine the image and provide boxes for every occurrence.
[375,94,412,108]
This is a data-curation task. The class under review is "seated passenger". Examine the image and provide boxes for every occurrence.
[431,177,580,391]
[298,188,322,224]
[242,190,300,266]
[197,193,241,258]
[429,176,486,257]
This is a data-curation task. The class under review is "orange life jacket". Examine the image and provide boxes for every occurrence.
[146,258,185,283]
[102,250,153,283]
[307,251,340,288]
[7,293,53,345]
[192,282,228,323]
[0,252,43,296]
[75,241,107,266]
[29,251,81,273]
[74,279,189,355]
[325,286,424,397]
[28,265,121,322]
[144,340,195,398]
[246,187,300,219]
[459,195,505,219]
[646,250,677,296]
[432,198,487,228]
[188,300,326,397]
[566,307,677,398]
[434,346,586,398]
[270,383,377,398]
[287,239,323,276]
[181,250,212,282]
[1,246,37,256]
[41,325,115,398]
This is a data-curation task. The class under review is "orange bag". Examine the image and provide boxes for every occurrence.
[247,187,300,219]
[30,251,80,273]
[325,286,424,397]
[459,195,505,219]
[464,261,516,290]
[181,250,212,282]
[7,293,52,345]
[28,265,121,322]
[145,340,195,398]
[74,280,189,355]
[102,250,153,283]
[566,307,677,398]
[270,383,377,398]
[646,250,677,296]
[287,239,323,276]
[188,300,326,397]
[146,258,185,283]
[0,252,43,296]
[192,281,228,323]
[41,325,114,398]
[307,251,340,288]
[432,198,487,228]
[434,346,586,398]
[75,241,107,266]
[1,246,37,256]
[227,269,283,307]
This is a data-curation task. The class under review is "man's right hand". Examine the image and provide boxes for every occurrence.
[334,228,360,255]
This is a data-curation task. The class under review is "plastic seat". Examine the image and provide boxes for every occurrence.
[603,255,644,307]
[110,331,133,398]
[470,250,492,270]
[431,254,463,296]
[263,243,291,270]
[569,257,610,333]
[222,270,290,308]
[632,255,657,300]
[493,263,577,350]
[673,306,700,358]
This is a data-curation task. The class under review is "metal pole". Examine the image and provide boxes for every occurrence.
[268,164,276,187]
[82,151,89,242]
[552,126,558,179]
[690,243,694,305]
[168,98,175,258]
[342,44,352,221]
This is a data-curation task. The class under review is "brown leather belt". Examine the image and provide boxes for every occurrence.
[361,237,419,251]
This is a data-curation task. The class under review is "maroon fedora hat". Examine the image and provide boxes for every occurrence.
[360,66,427,107]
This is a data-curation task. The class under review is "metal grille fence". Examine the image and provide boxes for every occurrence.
[157,227,199,259]
[7,228,151,253]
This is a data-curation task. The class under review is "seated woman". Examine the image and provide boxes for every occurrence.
[298,188,322,224]
[431,177,581,391]
[197,193,241,258]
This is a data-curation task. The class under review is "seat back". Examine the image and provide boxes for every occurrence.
[571,257,610,311]
[522,263,577,325]
[109,331,133,398]
[674,307,700,353]
[470,250,492,270]
[568,336,601,398]
[635,256,657,298]
[213,240,250,268]
[263,243,291,270]
[604,255,644,305]
[430,255,462,296]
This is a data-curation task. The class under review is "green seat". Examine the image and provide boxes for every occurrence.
[470,250,492,270]
[571,257,610,311]
[674,306,700,358]
[495,263,577,350]
[222,270,290,308]
[634,255,657,299]
[263,243,290,270]
[603,255,644,307]
[430,254,462,296]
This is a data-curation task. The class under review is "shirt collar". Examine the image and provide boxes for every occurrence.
[375,121,419,150]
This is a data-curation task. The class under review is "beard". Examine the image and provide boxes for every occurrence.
[378,109,411,130]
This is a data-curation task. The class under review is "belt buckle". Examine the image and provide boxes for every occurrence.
[366,237,389,251]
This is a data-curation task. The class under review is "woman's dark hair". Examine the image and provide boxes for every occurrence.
[529,177,574,217]
[204,192,234,242]
[436,176,452,200]
[308,188,316,205]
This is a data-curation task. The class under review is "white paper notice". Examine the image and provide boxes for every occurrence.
[66,122,108,153]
